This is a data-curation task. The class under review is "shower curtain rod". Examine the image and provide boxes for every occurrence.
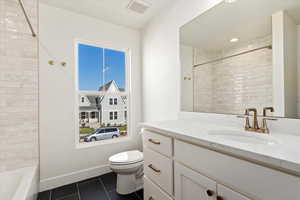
[18,0,36,37]
[193,45,272,68]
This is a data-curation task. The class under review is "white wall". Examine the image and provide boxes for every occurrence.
[39,4,142,190]
[298,26,300,116]
[272,11,285,117]
[180,45,193,111]
[142,0,224,122]
[283,12,298,118]
[272,11,298,118]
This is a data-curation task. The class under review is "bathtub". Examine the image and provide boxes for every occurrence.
[0,166,39,200]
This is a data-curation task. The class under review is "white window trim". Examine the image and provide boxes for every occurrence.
[74,39,132,149]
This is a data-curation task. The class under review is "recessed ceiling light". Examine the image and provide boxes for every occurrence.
[224,0,237,3]
[230,38,239,42]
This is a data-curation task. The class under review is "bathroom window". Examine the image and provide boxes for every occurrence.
[76,42,129,144]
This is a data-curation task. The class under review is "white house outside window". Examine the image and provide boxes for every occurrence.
[76,41,129,144]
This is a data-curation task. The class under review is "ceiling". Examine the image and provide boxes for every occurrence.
[180,0,300,52]
[40,0,173,29]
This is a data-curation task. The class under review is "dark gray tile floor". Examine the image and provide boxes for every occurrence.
[38,172,143,200]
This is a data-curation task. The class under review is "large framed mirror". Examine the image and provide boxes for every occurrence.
[180,0,300,118]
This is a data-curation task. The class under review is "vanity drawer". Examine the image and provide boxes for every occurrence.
[143,130,172,157]
[174,139,300,200]
[144,176,173,200]
[144,147,173,195]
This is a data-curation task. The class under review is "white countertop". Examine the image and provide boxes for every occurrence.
[142,119,300,175]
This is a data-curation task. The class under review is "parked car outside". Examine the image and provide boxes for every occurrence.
[83,127,120,142]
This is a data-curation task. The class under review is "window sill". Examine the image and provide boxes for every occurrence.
[76,136,132,149]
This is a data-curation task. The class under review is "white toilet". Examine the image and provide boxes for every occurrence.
[109,150,144,195]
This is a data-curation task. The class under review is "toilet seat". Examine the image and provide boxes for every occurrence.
[109,150,143,165]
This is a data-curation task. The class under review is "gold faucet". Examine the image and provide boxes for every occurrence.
[239,107,277,134]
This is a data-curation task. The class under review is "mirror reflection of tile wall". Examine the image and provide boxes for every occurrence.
[180,0,300,118]
[193,35,273,115]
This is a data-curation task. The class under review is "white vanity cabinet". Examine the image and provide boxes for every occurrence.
[174,163,250,200]
[142,129,300,200]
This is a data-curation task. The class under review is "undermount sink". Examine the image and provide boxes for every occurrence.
[208,130,278,145]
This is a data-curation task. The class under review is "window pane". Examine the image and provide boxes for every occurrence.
[78,44,126,92]
[79,94,128,143]
[103,48,126,92]
[78,44,103,91]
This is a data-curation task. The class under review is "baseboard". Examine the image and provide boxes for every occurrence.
[39,165,111,192]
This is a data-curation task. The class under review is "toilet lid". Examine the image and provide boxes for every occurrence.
[109,150,143,165]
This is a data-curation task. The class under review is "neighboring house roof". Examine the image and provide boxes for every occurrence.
[80,96,103,111]
[98,80,125,92]
[86,96,104,106]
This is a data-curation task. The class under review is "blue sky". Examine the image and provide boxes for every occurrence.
[78,43,126,91]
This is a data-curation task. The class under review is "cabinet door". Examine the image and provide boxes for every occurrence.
[217,184,251,200]
[174,162,217,200]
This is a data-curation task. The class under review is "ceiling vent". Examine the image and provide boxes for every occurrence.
[127,0,151,14]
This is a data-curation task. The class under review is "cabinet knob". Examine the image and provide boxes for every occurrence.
[206,190,214,196]
[149,197,154,200]
[217,196,224,200]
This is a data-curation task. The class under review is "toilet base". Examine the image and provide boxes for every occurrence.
[116,174,143,195]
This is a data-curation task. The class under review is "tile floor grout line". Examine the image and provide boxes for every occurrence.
[76,183,82,200]
[49,190,52,200]
[98,177,111,200]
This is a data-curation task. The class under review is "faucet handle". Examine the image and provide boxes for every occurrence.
[263,107,274,117]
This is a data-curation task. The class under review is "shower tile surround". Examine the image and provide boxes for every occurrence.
[193,35,273,115]
[0,0,38,172]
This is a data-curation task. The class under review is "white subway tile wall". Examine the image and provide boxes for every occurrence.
[0,0,38,172]
[193,35,273,115]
